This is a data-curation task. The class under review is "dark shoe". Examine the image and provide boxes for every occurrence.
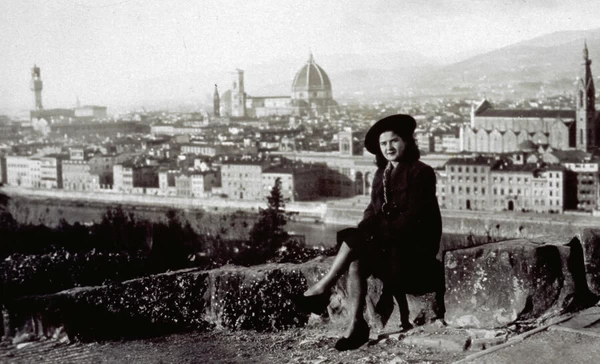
[293,292,330,315]
[334,321,370,351]
[400,322,413,333]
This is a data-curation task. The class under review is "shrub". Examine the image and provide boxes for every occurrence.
[220,269,308,331]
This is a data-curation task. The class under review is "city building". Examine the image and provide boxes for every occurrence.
[174,171,218,198]
[220,160,266,200]
[460,43,598,153]
[262,165,323,202]
[89,154,118,188]
[39,154,65,189]
[543,150,598,211]
[441,157,565,213]
[74,105,108,121]
[62,159,99,191]
[5,155,41,188]
[28,65,109,133]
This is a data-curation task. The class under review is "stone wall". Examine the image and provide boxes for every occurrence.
[3,230,600,343]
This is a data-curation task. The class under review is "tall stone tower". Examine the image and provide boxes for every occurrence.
[213,84,220,117]
[30,65,43,110]
[576,42,596,151]
[231,69,245,118]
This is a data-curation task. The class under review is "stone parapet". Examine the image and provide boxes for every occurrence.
[444,235,598,328]
[578,229,600,296]
[3,231,600,343]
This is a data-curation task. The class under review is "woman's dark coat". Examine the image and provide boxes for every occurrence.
[348,159,443,294]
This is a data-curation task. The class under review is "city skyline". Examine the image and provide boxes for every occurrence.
[2,0,600,115]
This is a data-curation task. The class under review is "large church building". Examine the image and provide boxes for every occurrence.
[460,43,598,153]
[218,53,337,118]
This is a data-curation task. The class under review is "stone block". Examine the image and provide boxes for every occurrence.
[205,264,308,331]
[444,239,579,328]
[401,333,471,351]
[300,257,442,330]
[5,269,213,342]
[579,228,600,296]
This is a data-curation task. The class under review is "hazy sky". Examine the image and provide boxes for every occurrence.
[2,0,600,115]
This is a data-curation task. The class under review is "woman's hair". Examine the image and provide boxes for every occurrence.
[374,130,420,169]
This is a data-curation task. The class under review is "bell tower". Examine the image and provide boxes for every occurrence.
[231,69,245,118]
[213,84,220,117]
[576,42,596,151]
[30,65,43,110]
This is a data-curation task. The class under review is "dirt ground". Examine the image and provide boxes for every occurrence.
[1,323,469,364]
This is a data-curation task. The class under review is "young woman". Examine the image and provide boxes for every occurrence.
[296,114,443,351]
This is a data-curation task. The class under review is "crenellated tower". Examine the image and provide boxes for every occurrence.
[213,84,220,117]
[576,41,596,151]
[30,65,43,110]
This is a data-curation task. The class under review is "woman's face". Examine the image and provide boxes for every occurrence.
[379,131,405,163]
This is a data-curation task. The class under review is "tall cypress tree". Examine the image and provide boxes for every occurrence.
[248,177,289,262]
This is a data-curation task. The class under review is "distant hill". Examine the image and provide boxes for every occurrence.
[249,28,600,102]
[417,28,600,98]
[132,28,600,109]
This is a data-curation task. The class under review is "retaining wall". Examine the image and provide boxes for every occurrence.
[3,230,600,343]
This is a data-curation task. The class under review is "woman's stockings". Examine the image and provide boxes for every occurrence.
[304,242,353,296]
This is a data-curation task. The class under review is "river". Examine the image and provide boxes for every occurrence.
[6,196,475,251]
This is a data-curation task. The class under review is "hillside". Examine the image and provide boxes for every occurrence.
[132,28,600,108]
[417,27,600,99]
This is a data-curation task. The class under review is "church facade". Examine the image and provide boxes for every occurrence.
[460,43,598,153]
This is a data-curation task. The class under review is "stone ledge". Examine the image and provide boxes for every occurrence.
[3,230,600,342]
[444,233,599,328]
[1,258,439,343]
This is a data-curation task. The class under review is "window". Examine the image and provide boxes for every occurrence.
[482,188,486,195]
[466,167,470,173]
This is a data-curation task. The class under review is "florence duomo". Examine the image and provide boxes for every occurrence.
[216,53,338,118]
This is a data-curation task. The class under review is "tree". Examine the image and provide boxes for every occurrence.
[247,178,290,264]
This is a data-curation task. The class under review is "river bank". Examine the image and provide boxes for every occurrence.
[1,189,474,250]
[3,185,600,242]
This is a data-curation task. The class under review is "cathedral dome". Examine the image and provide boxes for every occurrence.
[291,53,332,93]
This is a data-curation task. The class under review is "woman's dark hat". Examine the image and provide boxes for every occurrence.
[364,114,417,154]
